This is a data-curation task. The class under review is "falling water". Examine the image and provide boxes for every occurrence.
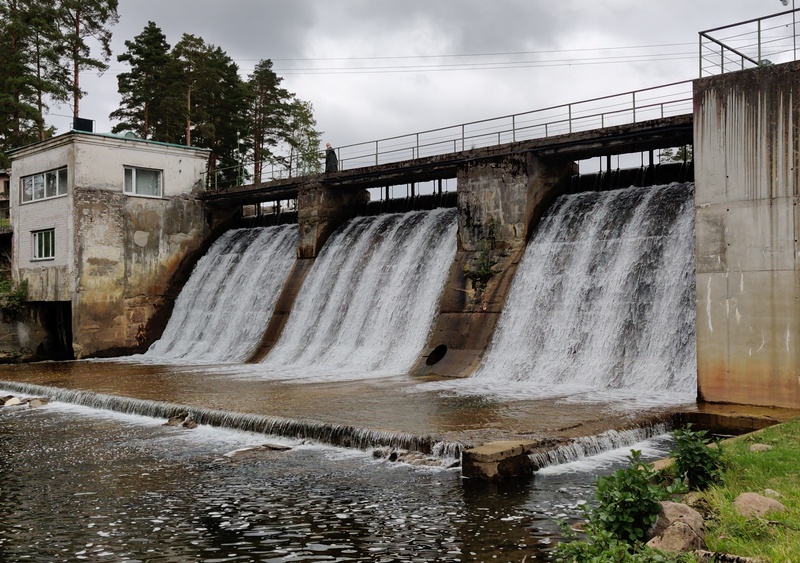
[0,380,461,459]
[426,183,696,403]
[260,208,457,378]
[145,225,299,363]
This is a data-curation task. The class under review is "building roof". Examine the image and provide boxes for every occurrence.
[7,130,212,160]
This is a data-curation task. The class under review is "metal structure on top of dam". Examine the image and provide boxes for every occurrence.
[201,8,800,207]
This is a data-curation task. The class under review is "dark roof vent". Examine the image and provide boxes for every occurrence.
[73,117,94,133]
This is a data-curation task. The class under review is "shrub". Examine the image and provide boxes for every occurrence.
[671,425,725,490]
[591,450,668,543]
[0,279,28,321]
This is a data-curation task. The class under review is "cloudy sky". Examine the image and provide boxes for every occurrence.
[51,0,790,151]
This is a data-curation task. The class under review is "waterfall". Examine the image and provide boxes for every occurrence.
[477,183,696,399]
[260,208,457,379]
[422,183,696,404]
[0,380,462,459]
[144,225,299,363]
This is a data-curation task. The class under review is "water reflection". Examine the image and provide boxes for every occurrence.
[0,401,676,562]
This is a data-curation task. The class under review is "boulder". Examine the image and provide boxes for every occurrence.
[647,521,705,553]
[165,412,189,426]
[733,492,786,518]
[645,502,705,553]
[3,396,22,407]
[24,397,50,408]
[181,417,198,429]
[651,501,705,539]
[748,443,773,453]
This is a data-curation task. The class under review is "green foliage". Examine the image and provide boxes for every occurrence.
[110,21,174,141]
[0,279,28,321]
[554,526,686,562]
[659,145,692,163]
[554,450,689,561]
[592,450,668,543]
[672,425,725,490]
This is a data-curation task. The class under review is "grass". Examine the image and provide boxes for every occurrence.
[699,418,800,561]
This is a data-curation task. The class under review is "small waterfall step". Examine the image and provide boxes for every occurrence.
[0,380,462,461]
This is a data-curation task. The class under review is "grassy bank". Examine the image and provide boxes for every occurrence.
[700,417,800,560]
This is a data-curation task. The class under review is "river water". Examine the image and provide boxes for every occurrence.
[0,389,674,562]
[0,185,699,560]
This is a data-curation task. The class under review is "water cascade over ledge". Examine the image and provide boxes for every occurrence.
[260,208,458,379]
[145,225,299,363]
[424,183,696,404]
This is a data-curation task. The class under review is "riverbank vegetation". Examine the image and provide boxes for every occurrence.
[554,421,800,562]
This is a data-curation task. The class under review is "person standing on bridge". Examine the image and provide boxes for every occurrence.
[325,142,338,173]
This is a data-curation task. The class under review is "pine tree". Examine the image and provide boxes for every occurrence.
[247,59,292,183]
[110,21,172,140]
[56,0,119,120]
[284,99,322,177]
[0,0,47,165]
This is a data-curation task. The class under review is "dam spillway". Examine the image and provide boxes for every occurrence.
[468,182,696,401]
[261,208,458,379]
[144,225,299,363]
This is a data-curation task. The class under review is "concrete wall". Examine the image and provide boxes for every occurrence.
[414,153,574,376]
[694,62,800,408]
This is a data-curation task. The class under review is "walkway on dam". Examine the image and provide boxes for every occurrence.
[202,83,695,208]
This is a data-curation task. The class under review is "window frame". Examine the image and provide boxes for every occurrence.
[32,228,55,261]
[20,167,68,204]
[123,166,163,198]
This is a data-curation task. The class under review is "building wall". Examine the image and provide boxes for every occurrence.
[694,62,800,408]
[10,132,212,358]
[11,138,74,301]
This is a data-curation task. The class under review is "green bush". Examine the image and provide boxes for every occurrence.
[672,425,725,490]
[554,526,685,562]
[0,279,28,321]
[591,450,668,543]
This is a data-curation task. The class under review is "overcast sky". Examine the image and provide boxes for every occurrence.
[50,1,788,151]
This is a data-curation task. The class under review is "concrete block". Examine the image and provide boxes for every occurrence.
[724,198,795,273]
[462,440,536,482]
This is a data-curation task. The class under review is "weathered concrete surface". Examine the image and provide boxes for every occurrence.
[461,440,536,481]
[297,182,369,259]
[414,154,574,376]
[247,258,315,362]
[72,188,210,357]
[0,303,69,362]
[694,61,800,408]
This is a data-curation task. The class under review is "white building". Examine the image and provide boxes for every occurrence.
[9,131,212,357]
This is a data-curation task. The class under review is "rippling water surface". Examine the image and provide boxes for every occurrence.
[0,400,671,562]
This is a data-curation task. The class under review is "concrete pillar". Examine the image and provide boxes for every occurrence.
[296,182,369,259]
[694,61,800,408]
[413,153,574,376]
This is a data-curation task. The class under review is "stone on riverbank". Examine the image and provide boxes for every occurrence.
[732,492,787,518]
[646,501,705,553]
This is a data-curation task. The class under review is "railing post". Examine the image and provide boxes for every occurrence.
[461,125,465,151]
[721,47,724,74]
[512,115,516,142]
[632,91,636,122]
[698,34,703,77]
[758,19,762,65]
[416,133,420,159]
[568,104,572,133]
[375,141,379,166]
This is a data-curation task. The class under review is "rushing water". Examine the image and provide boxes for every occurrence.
[144,225,299,363]
[0,185,700,560]
[258,208,457,380]
[0,395,674,562]
[422,183,696,404]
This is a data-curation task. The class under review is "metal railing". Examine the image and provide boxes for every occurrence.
[699,8,799,76]
[204,80,693,191]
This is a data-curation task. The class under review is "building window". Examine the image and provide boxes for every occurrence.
[21,168,68,203]
[32,229,55,260]
[124,166,162,197]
